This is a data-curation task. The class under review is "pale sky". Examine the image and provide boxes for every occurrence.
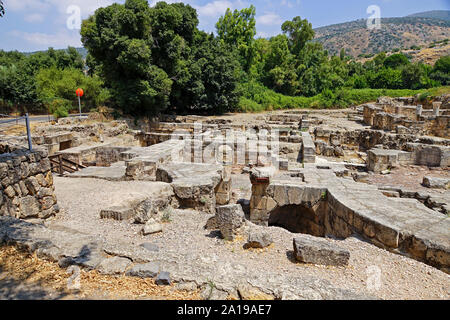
[0,0,449,52]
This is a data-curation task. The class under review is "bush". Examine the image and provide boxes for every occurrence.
[48,98,71,119]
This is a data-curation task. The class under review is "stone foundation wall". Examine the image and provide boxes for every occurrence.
[96,146,132,167]
[248,177,450,272]
[362,101,449,138]
[0,144,59,220]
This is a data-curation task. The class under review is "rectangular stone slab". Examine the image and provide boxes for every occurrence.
[293,236,350,267]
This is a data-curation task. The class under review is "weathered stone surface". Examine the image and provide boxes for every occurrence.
[237,283,275,300]
[18,196,40,218]
[176,281,198,292]
[126,262,159,278]
[293,237,350,267]
[422,176,450,189]
[216,204,245,240]
[0,145,58,221]
[155,271,171,285]
[201,286,229,300]
[244,231,273,249]
[204,215,218,230]
[140,242,160,252]
[97,256,132,275]
[100,206,135,220]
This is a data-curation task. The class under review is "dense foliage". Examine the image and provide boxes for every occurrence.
[0,47,108,117]
[1,1,449,117]
[81,0,240,116]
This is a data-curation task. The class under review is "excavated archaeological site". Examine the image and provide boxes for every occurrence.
[0,94,449,300]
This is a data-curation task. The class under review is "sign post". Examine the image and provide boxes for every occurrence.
[75,88,84,119]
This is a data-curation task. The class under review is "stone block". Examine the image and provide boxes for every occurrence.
[216,204,245,240]
[293,236,350,266]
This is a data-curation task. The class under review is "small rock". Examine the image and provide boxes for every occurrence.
[352,172,369,183]
[381,170,390,175]
[126,262,159,278]
[142,219,163,235]
[244,231,273,249]
[422,176,450,189]
[155,271,171,285]
[204,215,218,230]
[334,146,344,157]
[58,257,75,268]
[216,204,245,241]
[140,242,160,252]
[97,256,132,275]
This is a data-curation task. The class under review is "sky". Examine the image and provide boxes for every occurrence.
[0,0,449,52]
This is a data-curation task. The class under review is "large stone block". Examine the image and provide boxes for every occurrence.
[293,236,350,266]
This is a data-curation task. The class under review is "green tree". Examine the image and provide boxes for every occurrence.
[216,5,256,72]
[281,16,315,55]
[383,53,410,69]
[401,63,425,89]
[35,67,110,112]
[81,0,172,116]
[82,0,240,116]
[430,55,450,85]
[181,31,241,114]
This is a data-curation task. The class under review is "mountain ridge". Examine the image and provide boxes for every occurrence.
[313,12,450,57]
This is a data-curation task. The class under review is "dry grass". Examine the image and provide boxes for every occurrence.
[0,245,202,300]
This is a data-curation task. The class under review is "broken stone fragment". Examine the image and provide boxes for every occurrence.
[216,204,245,241]
[142,218,163,235]
[422,176,450,189]
[293,236,350,267]
[249,167,275,184]
[126,262,159,278]
[237,283,275,300]
[204,215,218,230]
[155,271,171,285]
[244,231,273,249]
[97,256,132,275]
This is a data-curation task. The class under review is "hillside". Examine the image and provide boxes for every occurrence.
[314,15,450,57]
[407,10,450,21]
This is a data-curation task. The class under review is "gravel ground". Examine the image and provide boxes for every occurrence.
[366,165,450,195]
[50,176,450,300]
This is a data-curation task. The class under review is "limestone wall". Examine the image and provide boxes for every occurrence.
[0,144,59,219]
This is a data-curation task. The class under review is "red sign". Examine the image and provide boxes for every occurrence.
[76,88,84,97]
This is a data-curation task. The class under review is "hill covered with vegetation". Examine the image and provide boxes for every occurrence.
[314,15,450,57]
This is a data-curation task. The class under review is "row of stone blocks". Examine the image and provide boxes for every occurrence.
[367,143,450,173]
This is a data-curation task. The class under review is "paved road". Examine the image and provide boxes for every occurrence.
[0,114,89,127]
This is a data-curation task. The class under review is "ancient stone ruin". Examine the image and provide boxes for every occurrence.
[0,95,449,299]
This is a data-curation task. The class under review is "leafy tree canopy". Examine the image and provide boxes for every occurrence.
[216,5,256,72]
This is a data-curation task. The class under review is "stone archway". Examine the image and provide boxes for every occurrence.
[268,203,326,237]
